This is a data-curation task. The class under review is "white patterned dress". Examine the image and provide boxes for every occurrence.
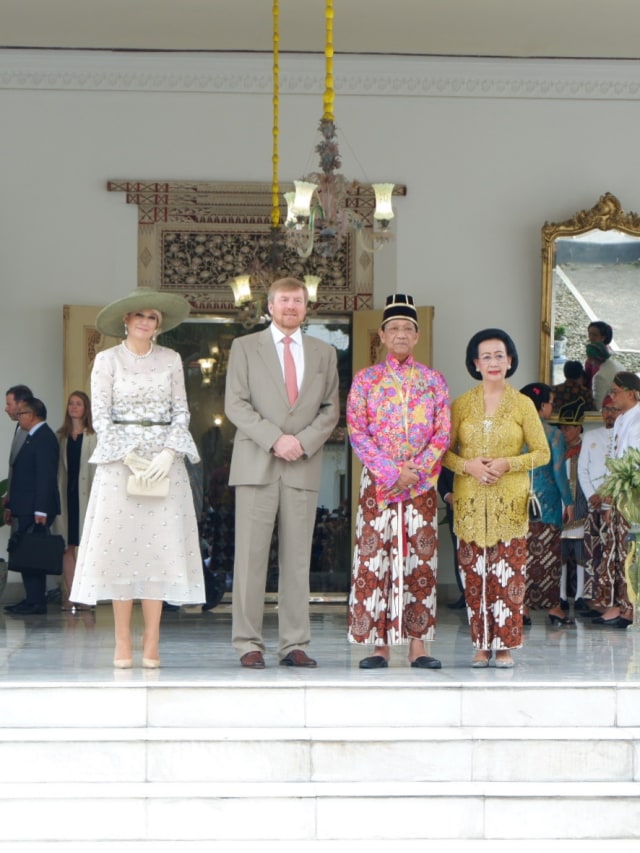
[71,343,204,604]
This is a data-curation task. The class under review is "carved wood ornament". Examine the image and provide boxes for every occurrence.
[107,180,405,315]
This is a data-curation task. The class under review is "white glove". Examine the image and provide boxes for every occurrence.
[143,449,174,483]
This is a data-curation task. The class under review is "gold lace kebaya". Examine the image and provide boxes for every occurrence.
[443,384,550,547]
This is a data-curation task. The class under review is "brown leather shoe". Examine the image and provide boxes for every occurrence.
[240,651,266,669]
[279,649,317,668]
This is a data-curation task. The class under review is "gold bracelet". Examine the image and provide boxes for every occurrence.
[462,461,467,474]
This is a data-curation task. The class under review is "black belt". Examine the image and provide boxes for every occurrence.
[112,420,171,427]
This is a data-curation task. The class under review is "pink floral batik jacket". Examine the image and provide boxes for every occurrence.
[347,354,450,510]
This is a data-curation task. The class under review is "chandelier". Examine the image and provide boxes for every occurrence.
[230,272,321,329]
[283,0,395,259]
[195,344,229,387]
[227,0,391,322]
[226,0,287,329]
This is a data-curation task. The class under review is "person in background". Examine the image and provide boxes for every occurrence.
[592,371,640,628]
[577,395,619,617]
[556,399,589,613]
[584,321,613,391]
[443,329,549,668]
[4,397,60,615]
[588,342,624,410]
[3,384,33,526]
[437,467,466,609]
[225,277,339,670]
[520,383,575,627]
[71,288,204,667]
[347,294,450,670]
[53,391,97,612]
[552,361,595,412]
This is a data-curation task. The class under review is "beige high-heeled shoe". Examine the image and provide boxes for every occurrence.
[113,658,133,669]
[495,651,514,669]
[142,658,161,669]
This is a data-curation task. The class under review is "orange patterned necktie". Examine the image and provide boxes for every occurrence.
[283,336,298,405]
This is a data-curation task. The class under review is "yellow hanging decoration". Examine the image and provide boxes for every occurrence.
[271,0,281,229]
[322,0,335,122]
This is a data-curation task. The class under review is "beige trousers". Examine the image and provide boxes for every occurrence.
[231,480,318,658]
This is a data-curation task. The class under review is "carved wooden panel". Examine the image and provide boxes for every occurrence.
[107,180,403,315]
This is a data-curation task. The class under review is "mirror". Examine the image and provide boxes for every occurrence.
[540,193,640,415]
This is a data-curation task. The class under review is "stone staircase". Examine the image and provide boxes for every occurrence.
[0,679,639,845]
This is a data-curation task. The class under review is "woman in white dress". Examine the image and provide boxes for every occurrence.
[71,287,204,668]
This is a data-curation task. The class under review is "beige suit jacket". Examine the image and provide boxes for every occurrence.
[225,326,339,491]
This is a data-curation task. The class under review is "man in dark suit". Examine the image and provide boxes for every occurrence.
[4,397,60,615]
[225,277,340,668]
[437,467,466,609]
[3,384,33,525]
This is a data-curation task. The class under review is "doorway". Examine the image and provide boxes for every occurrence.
[160,315,353,599]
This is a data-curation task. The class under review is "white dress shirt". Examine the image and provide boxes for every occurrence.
[612,403,640,457]
[270,324,305,388]
[578,426,614,500]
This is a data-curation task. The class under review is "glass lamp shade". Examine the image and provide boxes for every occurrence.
[372,183,395,222]
[292,181,318,218]
[303,275,321,303]
[284,191,297,226]
[198,357,215,386]
[230,274,253,306]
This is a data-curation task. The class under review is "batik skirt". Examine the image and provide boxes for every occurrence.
[583,507,605,602]
[525,521,562,610]
[348,467,438,646]
[458,537,527,650]
[592,506,631,610]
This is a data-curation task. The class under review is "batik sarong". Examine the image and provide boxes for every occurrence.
[458,537,526,650]
[583,507,605,602]
[525,521,562,610]
[592,506,631,610]
[348,467,438,646]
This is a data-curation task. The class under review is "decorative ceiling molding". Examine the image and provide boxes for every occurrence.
[2,50,640,100]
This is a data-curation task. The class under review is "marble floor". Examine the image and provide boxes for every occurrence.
[0,590,638,685]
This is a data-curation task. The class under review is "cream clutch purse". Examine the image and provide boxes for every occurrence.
[124,452,170,498]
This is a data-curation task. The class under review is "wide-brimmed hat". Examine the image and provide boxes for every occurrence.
[96,287,191,337]
[381,294,419,329]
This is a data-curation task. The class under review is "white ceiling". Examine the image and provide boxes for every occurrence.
[2,0,640,59]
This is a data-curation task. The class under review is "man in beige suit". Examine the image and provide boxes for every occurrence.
[225,277,340,668]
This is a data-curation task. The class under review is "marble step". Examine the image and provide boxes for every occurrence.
[1,726,639,784]
[1,682,640,728]
[6,845,640,853]
[0,780,640,841]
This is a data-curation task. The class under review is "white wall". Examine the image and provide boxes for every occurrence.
[1,50,639,574]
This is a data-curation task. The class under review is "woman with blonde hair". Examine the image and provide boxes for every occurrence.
[71,288,204,667]
[55,390,97,611]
